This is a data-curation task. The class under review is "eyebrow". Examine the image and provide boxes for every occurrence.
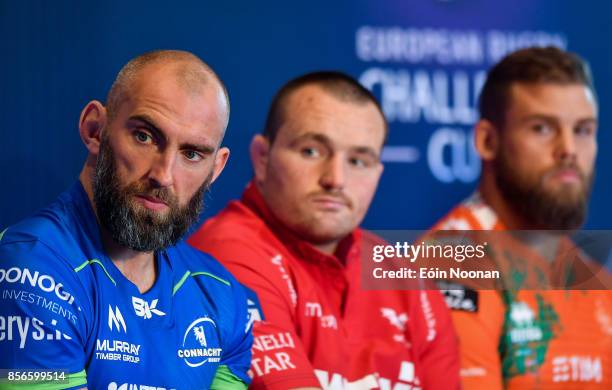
[290,132,380,159]
[352,146,380,160]
[290,132,332,147]
[520,114,598,125]
[519,114,560,124]
[576,118,598,127]
[128,114,216,155]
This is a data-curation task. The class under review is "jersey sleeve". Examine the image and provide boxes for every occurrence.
[0,239,90,389]
[413,289,462,389]
[211,364,248,390]
[443,287,506,389]
[213,279,254,389]
[199,239,321,390]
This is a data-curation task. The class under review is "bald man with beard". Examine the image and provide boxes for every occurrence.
[0,50,253,389]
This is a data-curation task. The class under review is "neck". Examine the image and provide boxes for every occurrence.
[79,163,157,293]
[512,231,562,262]
[313,241,339,256]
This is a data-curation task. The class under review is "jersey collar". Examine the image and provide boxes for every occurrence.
[66,181,176,303]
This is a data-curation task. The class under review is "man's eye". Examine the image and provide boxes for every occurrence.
[301,147,321,158]
[530,122,556,136]
[349,157,367,168]
[531,123,553,135]
[349,156,376,168]
[184,150,203,162]
[575,125,595,137]
[134,130,153,144]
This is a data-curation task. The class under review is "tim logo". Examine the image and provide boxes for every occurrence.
[132,297,165,319]
[108,305,127,333]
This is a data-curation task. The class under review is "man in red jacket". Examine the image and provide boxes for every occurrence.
[189,71,460,389]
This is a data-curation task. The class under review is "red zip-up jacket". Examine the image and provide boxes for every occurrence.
[189,183,460,389]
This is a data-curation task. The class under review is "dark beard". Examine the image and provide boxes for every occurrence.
[495,151,593,230]
[93,138,212,252]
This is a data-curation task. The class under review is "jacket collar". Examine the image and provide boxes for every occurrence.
[241,181,361,269]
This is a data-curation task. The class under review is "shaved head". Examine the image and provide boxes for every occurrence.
[264,71,388,145]
[106,50,230,130]
[80,50,232,251]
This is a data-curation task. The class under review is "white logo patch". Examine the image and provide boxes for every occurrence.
[381,307,408,332]
[108,382,174,390]
[132,297,165,319]
[508,301,543,344]
[108,305,127,333]
[177,317,223,367]
[0,316,72,349]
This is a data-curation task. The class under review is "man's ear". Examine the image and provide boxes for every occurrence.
[79,101,107,155]
[250,134,270,184]
[211,147,230,184]
[474,119,499,162]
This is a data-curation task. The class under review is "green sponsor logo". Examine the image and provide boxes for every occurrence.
[500,293,560,379]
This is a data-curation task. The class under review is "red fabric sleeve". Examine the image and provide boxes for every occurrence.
[415,289,462,390]
[192,237,321,389]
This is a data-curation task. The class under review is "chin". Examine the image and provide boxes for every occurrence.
[312,227,353,242]
[551,190,584,206]
[293,223,339,241]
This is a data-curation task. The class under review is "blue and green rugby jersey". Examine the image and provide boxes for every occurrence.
[0,182,253,389]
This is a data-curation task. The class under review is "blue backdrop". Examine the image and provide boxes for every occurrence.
[1,0,610,231]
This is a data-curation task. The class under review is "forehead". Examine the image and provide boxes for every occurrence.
[277,84,386,150]
[118,63,228,144]
[506,83,597,121]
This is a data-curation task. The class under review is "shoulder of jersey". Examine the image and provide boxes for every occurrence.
[437,193,501,231]
[193,199,271,244]
[171,242,243,291]
[1,197,86,270]
[361,229,387,246]
[0,196,97,317]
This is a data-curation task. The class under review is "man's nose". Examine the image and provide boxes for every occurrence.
[148,151,175,188]
[319,155,346,191]
[555,127,577,163]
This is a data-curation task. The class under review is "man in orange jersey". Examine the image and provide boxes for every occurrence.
[433,46,612,389]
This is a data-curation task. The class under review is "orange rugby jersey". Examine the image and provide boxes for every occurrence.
[434,193,612,389]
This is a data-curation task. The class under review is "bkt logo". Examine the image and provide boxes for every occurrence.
[132,297,165,319]
[108,305,127,333]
